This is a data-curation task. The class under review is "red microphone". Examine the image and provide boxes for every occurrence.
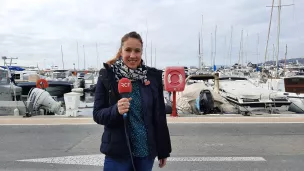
[118,78,132,98]
[118,78,132,118]
[118,78,135,170]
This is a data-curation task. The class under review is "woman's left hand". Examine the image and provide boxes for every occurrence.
[158,158,167,168]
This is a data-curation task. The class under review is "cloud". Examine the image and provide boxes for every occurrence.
[0,0,303,69]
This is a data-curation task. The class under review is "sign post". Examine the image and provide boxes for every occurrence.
[164,66,186,117]
[171,91,177,117]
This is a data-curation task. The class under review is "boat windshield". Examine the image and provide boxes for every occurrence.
[0,70,8,84]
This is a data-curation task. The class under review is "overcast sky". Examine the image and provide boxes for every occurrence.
[0,0,302,69]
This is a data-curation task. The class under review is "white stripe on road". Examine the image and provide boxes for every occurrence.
[18,154,105,167]
[0,123,96,126]
[1,122,304,126]
[168,122,304,124]
[167,157,266,162]
[17,154,266,167]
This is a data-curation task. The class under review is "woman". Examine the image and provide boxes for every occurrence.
[93,31,171,171]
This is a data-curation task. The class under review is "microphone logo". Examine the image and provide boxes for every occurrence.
[121,82,131,88]
[118,78,132,95]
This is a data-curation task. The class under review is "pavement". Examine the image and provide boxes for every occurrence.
[0,121,304,171]
[0,113,304,125]
[0,113,304,170]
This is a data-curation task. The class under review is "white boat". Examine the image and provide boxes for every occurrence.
[176,75,237,114]
[219,76,291,115]
[260,76,304,113]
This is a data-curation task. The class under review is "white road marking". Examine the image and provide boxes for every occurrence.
[0,123,95,126]
[167,122,304,124]
[17,154,266,167]
[1,122,304,125]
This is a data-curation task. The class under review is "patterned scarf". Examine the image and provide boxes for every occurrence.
[111,57,148,84]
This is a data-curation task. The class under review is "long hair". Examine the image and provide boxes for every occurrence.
[106,31,143,65]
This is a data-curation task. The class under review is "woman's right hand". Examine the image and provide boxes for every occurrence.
[117,98,132,115]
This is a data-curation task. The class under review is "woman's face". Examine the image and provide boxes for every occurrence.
[121,38,142,69]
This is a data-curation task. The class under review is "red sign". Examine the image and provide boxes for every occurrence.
[164,66,186,92]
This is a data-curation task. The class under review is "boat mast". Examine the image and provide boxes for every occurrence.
[273,44,275,65]
[96,43,99,69]
[150,40,153,67]
[284,44,287,72]
[238,30,243,65]
[224,36,227,67]
[83,45,86,70]
[229,26,233,66]
[256,33,260,64]
[214,25,217,67]
[199,15,204,70]
[198,32,201,69]
[263,0,275,76]
[266,0,294,78]
[245,32,248,64]
[154,48,156,68]
[61,45,64,69]
[275,0,282,78]
[145,20,148,63]
[201,15,204,69]
[210,33,213,66]
[77,41,80,70]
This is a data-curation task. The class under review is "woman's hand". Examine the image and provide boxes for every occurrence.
[159,158,167,168]
[117,98,132,115]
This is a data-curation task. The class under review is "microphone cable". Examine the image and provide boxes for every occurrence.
[123,113,136,171]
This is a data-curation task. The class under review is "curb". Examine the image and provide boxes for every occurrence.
[0,116,304,125]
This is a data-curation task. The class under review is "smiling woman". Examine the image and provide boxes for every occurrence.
[121,39,143,69]
[93,31,171,171]
[106,31,143,69]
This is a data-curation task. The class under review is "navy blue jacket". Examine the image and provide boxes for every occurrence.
[93,63,171,160]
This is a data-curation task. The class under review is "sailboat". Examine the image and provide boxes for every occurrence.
[258,0,304,113]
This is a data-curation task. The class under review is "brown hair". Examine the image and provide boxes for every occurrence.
[106,31,143,65]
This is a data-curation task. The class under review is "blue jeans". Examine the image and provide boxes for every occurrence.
[103,155,155,171]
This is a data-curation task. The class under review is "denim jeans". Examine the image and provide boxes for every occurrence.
[103,155,155,171]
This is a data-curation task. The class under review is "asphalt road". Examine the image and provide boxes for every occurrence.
[0,123,304,171]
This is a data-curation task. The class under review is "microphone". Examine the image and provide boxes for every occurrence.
[118,78,136,171]
[118,78,132,118]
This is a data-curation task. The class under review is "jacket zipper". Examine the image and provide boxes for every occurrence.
[140,83,152,156]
